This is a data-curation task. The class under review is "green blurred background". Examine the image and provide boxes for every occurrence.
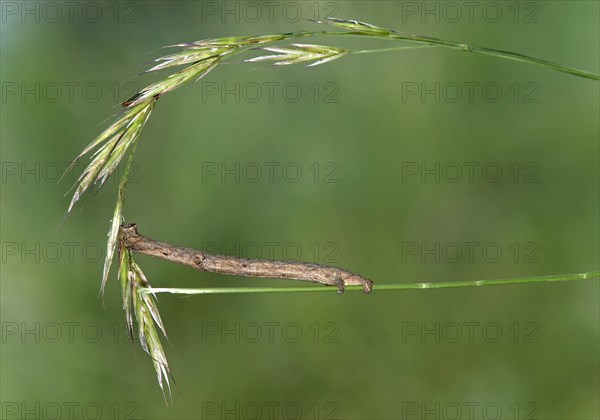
[1,1,598,419]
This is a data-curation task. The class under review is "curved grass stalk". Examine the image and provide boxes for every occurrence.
[139,271,600,296]
[66,17,599,398]
[67,18,599,215]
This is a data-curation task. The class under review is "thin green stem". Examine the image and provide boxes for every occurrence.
[138,271,599,296]
[352,45,438,55]
[245,29,599,80]
[121,144,139,190]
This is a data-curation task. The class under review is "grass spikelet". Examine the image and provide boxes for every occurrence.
[118,236,171,400]
[246,44,347,66]
[100,146,139,296]
[123,58,220,107]
[67,100,155,213]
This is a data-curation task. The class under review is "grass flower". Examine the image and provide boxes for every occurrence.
[245,44,347,66]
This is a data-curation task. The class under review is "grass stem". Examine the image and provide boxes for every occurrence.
[139,271,600,296]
